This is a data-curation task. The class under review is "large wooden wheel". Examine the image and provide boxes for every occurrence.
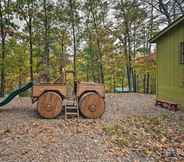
[37,91,63,119]
[79,92,105,119]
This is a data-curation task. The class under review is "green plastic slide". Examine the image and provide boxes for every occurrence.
[0,82,33,107]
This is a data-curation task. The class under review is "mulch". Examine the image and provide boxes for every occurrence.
[0,93,183,162]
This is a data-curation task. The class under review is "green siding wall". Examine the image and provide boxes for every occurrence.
[157,22,184,108]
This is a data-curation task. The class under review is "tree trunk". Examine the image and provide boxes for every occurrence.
[18,55,23,89]
[120,0,133,91]
[42,0,49,82]
[71,18,77,81]
[146,72,150,94]
[60,37,64,75]
[58,35,65,83]
[28,18,33,82]
[172,1,176,21]
[126,65,132,91]
[90,4,104,83]
[127,33,133,92]
[0,35,5,97]
[143,74,146,93]
[133,70,137,92]
[148,0,154,54]
[0,2,5,96]
[136,75,139,92]
[113,74,116,92]
[69,0,77,82]
[124,37,132,91]
[121,74,124,92]
[86,17,94,82]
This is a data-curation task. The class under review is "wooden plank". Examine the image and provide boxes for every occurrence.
[76,82,105,97]
[156,99,179,111]
[32,84,67,97]
[156,99,177,105]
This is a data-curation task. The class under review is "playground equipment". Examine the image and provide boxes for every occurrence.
[32,71,105,119]
[76,82,105,119]
[0,82,33,106]
[0,70,105,119]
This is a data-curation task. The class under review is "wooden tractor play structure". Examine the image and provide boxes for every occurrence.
[31,71,105,119]
[0,70,105,119]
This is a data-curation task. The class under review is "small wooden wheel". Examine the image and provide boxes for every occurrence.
[37,91,63,119]
[79,92,105,119]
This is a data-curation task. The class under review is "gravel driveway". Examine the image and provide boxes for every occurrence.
[0,93,182,162]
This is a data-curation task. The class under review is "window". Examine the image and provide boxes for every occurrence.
[180,42,184,64]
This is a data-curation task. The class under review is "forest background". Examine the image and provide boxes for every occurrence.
[0,0,184,96]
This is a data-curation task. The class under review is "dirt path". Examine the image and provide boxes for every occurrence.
[0,94,183,162]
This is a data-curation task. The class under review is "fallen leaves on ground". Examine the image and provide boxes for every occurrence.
[103,112,184,161]
[0,94,183,161]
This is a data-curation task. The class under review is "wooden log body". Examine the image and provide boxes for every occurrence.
[37,91,63,118]
[79,92,105,119]
[76,82,105,98]
[32,83,66,98]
